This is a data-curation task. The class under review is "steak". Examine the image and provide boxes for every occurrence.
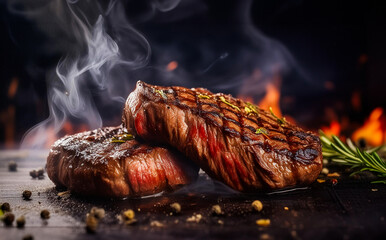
[46,125,198,198]
[123,81,323,192]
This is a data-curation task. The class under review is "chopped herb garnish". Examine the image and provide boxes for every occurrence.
[198,94,211,99]
[255,127,270,138]
[269,107,286,126]
[245,102,259,116]
[111,134,134,143]
[219,96,240,111]
[155,89,167,100]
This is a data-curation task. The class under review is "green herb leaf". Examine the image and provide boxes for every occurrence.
[269,107,286,126]
[111,134,135,143]
[219,96,240,111]
[319,130,386,184]
[198,94,211,99]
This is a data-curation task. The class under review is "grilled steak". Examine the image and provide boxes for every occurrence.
[46,126,198,198]
[123,81,323,192]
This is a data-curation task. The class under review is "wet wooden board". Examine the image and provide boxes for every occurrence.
[0,150,386,240]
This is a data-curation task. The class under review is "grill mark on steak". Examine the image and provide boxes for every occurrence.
[46,125,198,198]
[124,81,323,191]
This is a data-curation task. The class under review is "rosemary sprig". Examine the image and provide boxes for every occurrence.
[319,130,386,184]
[269,107,286,126]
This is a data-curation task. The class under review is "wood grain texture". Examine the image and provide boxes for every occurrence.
[0,150,386,239]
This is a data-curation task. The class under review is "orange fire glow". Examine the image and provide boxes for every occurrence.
[352,107,386,146]
[166,61,178,71]
[321,120,341,137]
[258,82,282,118]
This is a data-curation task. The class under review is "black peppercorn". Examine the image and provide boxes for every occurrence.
[22,234,34,240]
[8,161,17,172]
[23,190,32,200]
[40,210,50,219]
[3,212,15,226]
[16,216,26,228]
[30,170,38,178]
[1,202,11,212]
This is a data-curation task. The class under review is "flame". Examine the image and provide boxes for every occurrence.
[8,77,19,99]
[258,82,282,118]
[166,61,178,71]
[352,108,386,146]
[321,120,341,137]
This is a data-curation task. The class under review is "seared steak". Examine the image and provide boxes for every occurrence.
[123,81,323,192]
[47,126,198,198]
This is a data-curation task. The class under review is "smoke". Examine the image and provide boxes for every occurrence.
[16,0,153,148]
[6,0,306,148]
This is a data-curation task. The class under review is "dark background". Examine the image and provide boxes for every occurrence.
[1,0,386,148]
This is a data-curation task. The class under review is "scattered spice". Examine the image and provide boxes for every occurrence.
[256,219,271,227]
[331,179,338,185]
[170,202,181,214]
[57,190,71,199]
[22,234,34,240]
[30,168,45,179]
[16,216,26,228]
[284,207,289,211]
[211,205,223,216]
[371,188,378,192]
[217,219,224,225]
[251,200,263,212]
[85,214,98,233]
[198,94,211,99]
[317,179,326,183]
[321,168,329,175]
[3,212,15,226]
[8,161,17,172]
[120,209,137,225]
[40,210,50,219]
[23,190,32,200]
[150,220,164,227]
[327,172,340,177]
[186,214,202,223]
[90,207,105,220]
[219,96,240,111]
[1,202,11,212]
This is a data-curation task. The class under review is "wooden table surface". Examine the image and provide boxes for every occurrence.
[0,150,385,240]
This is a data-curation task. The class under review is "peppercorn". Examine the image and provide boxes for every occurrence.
[211,205,223,216]
[22,234,34,240]
[16,216,26,228]
[8,161,17,172]
[170,203,181,214]
[90,207,105,220]
[85,214,98,234]
[40,210,50,219]
[37,168,45,176]
[1,202,11,212]
[3,212,15,226]
[252,200,263,212]
[30,170,38,178]
[23,190,32,200]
